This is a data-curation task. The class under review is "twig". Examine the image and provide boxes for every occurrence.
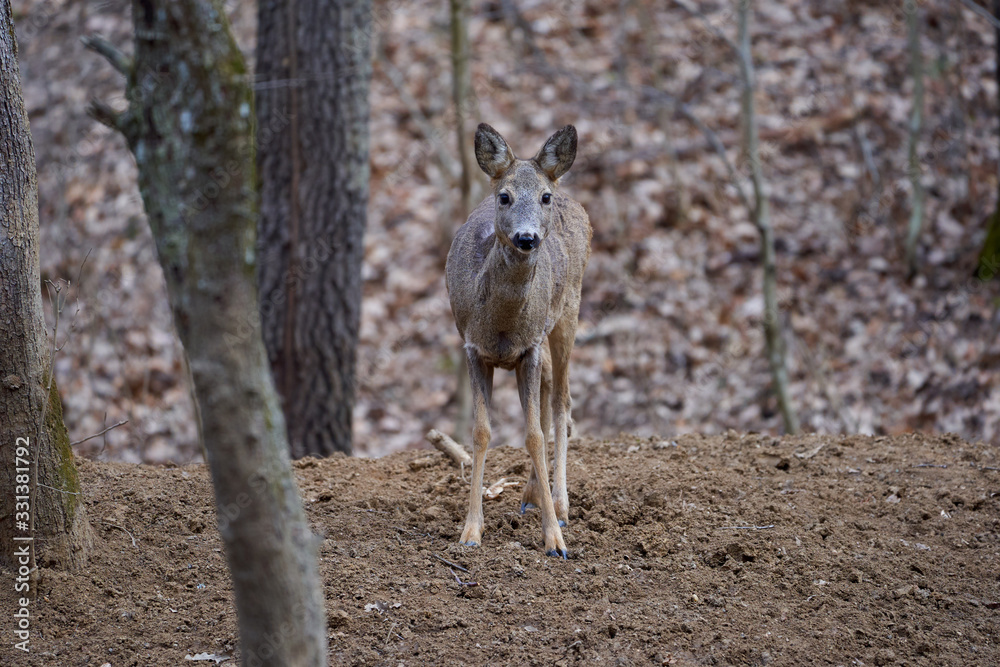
[383,622,398,648]
[37,483,80,496]
[101,520,138,547]
[71,419,129,447]
[97,412,110,458]
[952,0,1000,30]
[911,463,947,469]
[432,553,469,572]
[450,568,478,586]
[425,429,472,467]
[81,34,133,74]
[718,524,774,530]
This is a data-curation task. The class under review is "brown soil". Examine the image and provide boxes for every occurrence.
[3,432,999,666]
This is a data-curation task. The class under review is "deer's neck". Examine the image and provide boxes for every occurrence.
[480,237,541,303]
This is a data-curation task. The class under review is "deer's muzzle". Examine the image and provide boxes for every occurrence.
[512,232,540,251]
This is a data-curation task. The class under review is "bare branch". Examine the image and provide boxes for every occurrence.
[952,0,1000,30]
[71,419,129,447]
[425,429,472,467]
[87,100,125,132]
[81,35,132,75]
[432,553,468,572]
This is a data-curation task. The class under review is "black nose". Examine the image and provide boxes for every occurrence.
[513,233,540,251]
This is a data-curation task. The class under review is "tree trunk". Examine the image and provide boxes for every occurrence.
[904,0,925,278]
[0,0,93,574]
[736,0,800,435]
[257,0,373,458]
[449,0,474,444]
[979,0,1000,280]
[86,2,326,664]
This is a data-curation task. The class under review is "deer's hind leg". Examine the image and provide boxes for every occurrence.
[516,344,566,558]
[521,340,552,514]
[549,312,578,527]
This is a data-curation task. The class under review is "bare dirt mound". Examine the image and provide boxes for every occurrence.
[3,432,998,665]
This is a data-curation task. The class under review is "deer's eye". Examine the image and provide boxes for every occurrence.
[541,193,552,205]
[499,193,511,205]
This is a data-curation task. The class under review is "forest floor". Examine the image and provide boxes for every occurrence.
[2,432,998,666]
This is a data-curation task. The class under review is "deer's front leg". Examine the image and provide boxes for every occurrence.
[460,348,494,547]
[516,345,567,558]
[521,341,552,514]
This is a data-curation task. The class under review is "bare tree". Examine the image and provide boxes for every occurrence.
[256,0,373,458]
[0,0,93,575]
[904,0,926,278]
[86,1,326,663]
[450,0,475,444]
[736,1,800,434]
[977,0,1000,279]
[670,0,799,433]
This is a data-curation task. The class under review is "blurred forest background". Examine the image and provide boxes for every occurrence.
[12,0,1000,463]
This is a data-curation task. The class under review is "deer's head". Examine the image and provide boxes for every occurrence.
[474,123,577,254]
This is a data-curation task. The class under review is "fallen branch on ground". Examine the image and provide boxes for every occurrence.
[425,429,472,467]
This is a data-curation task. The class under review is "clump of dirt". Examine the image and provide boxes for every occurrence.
[3,432,998,665]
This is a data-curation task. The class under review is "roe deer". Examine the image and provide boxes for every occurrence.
[445,124,592,558]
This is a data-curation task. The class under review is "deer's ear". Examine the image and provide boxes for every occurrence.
[475,124,515,179]
[534,125,577,181]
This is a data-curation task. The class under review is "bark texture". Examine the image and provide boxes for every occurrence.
[257,0,373,458]
[87,1,326,664]
[0,0,92,572]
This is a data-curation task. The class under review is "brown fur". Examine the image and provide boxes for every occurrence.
[445,124,592,557]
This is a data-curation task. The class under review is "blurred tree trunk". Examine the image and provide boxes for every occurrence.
[450,0,474,444]
[904,0,925,278]
[85,1,326,664]
[978,0,1000,280]
[0,0,93,574]
[737,0,800,435]
[257,0,373,458]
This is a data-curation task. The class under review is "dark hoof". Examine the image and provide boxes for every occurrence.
[520,502,537,515]
[460,540,480,548]
[558,520,567,528]
[546,548,569,560]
